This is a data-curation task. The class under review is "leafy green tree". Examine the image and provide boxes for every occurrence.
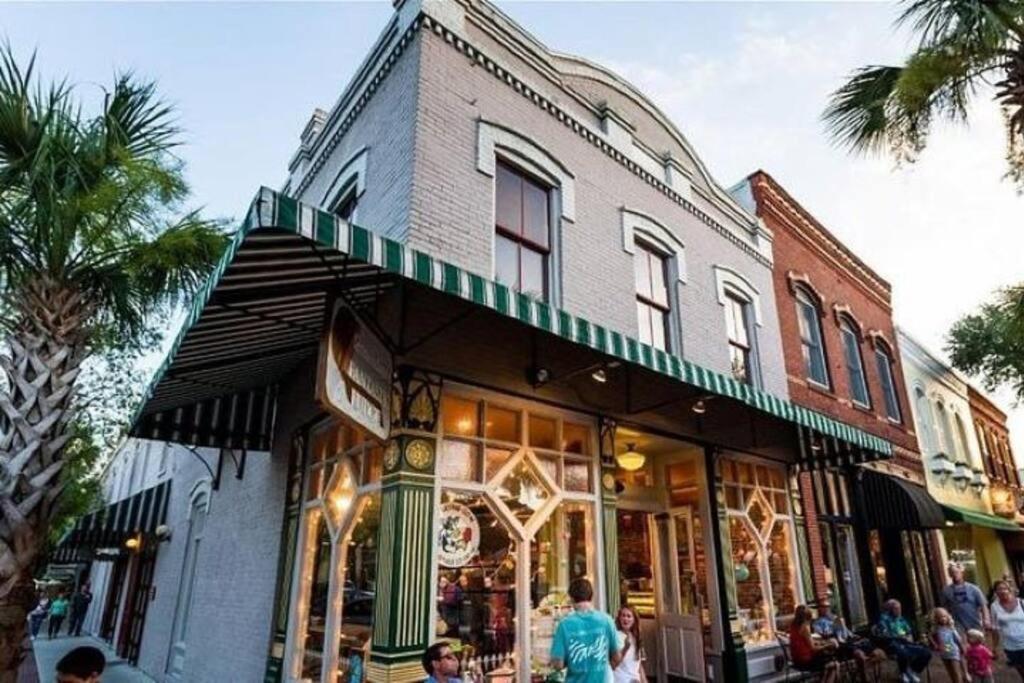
[948,284,1024,399]
[823,0,1024,185]
[0,46,227,678]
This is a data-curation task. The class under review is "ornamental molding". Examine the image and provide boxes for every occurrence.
[786,271,825,312]
[832,303,865,337]
[753,176,891,304]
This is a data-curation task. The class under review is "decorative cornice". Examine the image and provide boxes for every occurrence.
[867,329,895,353]
[418,15,772,267]
[751,173,891,304]
[294,18,419,197]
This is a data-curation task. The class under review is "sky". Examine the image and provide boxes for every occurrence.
[4,1,1023,461]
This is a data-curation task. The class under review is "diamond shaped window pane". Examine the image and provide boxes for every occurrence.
[324,460,358,535]
[496,457,553,528]
[747,491,773,540]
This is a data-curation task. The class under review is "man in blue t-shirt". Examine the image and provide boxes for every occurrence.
[551,578,621,682]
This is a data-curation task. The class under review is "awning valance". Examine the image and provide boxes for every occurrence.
[861,470,945,529]
[942,504,1022,532]
[56,481,171,555]
[129,187,893,464]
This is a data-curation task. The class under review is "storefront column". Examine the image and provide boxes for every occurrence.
[367,367,442,683]
[791,469,819,606]
[598,417,620,611]
[705,447,748,683]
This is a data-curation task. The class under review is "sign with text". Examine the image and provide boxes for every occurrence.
[317,299,392,441]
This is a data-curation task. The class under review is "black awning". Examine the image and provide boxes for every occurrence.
[861,469,945,529]
[57,480,171,554]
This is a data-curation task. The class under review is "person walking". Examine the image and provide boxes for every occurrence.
[550,578,621,682]
[965,629,995,683]
[48,592,69,639]
[68,583,93,637]
[929,607,967,683]
[990,579,1024,681]
[28,591,50,640]
[943,564,990,634]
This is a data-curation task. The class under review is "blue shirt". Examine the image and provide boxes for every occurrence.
[878,613,912,639]
[551,608,618,683]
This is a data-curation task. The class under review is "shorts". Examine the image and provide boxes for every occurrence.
[1006,649,1024,667]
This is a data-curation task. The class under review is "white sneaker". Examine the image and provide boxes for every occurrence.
[909,674,921,683]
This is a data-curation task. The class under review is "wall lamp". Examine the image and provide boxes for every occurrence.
[931,452,956,484]
[528,361,621,388]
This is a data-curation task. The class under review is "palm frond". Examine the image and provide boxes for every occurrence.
[898,0,1024,48]
[823,65,904,153]
[102,74,179,160]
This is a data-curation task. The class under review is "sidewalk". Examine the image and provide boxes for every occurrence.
[28,635,155,683]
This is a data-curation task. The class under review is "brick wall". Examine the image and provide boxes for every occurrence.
[406,24,789,396]
[747,172,920,457]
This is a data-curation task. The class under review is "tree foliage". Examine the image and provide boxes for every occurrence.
[948,284,1024,400]
[823,0,1024,186]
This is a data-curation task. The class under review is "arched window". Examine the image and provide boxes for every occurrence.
[954,413,971,462]
[839,318,869,407]
[914,388,936,455]
[795,288,829,388]
[873,344,901,422]
[935,402,955,457]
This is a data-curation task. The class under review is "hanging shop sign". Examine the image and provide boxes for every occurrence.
[318,299,392,441]
[438,502,480,568]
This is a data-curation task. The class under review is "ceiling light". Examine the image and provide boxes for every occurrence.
[692,399,706,414]
[591,368,607,383]
[616,443,646,471]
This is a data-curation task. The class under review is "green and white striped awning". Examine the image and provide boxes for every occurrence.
[131,187,892,461]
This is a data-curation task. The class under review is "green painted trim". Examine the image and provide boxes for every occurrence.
[134,187,894,460]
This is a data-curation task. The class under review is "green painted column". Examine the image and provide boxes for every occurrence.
[367,367,441,683]
[598,417,620,611]
[705,447,748,683]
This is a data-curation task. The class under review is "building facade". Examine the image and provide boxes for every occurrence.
[899,329,1018,592]
[737,171,944,628]
[58,2,901,682]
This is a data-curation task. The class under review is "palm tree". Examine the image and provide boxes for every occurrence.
[0,47,226,678]
[823,0,1024,185]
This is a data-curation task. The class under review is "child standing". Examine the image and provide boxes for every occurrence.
[964,629,995,683]
[930,607,967,683]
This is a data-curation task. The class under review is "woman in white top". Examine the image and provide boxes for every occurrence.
[614,606,648,683]
[991,580,1024,680]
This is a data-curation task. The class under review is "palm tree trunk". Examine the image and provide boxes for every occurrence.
[0,282,86,681]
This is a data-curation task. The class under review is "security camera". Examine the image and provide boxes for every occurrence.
[154,524,172,541]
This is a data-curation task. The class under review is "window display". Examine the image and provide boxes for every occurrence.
[721,457,801,646]
[288,421,382,683]
[436,393,600,680]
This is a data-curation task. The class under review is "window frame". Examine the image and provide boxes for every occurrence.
[493,160,554,302]
[725,291,756,386]
[634,239,673,352]
[794,288,830,390]
[839,318,871,409]
[874,345,902,423]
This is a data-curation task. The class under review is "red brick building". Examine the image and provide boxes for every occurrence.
[738,170,944,625]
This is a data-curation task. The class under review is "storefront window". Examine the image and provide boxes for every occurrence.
[435,490,516,664]
[288,421,382,683]
[722,457,801,646]
[436,393,600,680]
[869,530,888,599]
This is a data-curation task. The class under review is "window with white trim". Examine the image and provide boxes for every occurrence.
[726,293,755,384]
[634,240,672,352]
[795,289,829,388]
[839,320,869,407]
[494,162,551,301]
[874,346,901,422]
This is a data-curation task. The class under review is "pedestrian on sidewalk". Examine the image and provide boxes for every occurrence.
[28,591,50,639]
[421,642,462,683]
[48,592,69,639]
[55,645,105,683]
[965,629,995,683]
[550,578,622,682]
[990,580,1024,681]
[943,564,990,634]
[929,607,967,683]
[68,583,93,637]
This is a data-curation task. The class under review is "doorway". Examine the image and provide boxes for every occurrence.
[614,430,714,682]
